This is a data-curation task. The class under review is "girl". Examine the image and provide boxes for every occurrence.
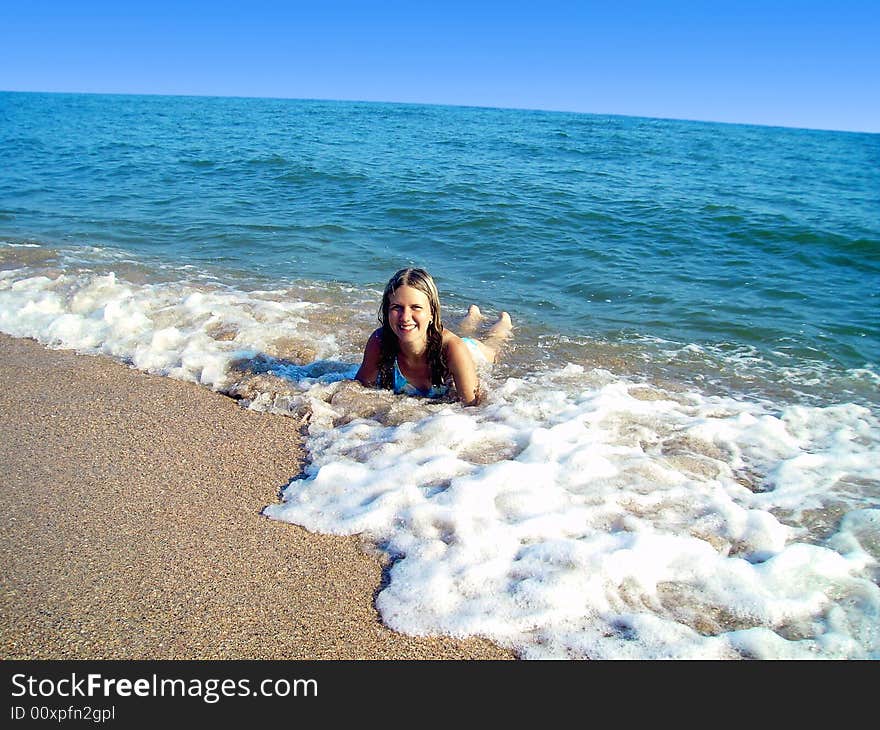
[355,268,512,405]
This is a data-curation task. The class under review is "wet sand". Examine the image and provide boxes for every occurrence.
[0,333,513,660]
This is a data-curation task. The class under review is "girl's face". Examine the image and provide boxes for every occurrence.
[387,285,433,346]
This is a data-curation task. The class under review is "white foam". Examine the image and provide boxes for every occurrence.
[265,368,880,659]
[0,267,347,389]
[2,251,878,659]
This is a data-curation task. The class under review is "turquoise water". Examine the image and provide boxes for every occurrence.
[2,92,880,658]
[2,92,878,390]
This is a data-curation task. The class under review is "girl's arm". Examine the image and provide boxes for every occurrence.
[445,334,480,405]
[355,329,382,387]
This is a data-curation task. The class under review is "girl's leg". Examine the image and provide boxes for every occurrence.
[474,312,513,363]
[455,304,483,335]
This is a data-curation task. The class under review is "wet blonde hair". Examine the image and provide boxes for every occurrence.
[377,267,447,388]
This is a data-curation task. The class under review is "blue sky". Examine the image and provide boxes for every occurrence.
[2,1,878,132]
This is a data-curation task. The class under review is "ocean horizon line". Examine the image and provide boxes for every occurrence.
[2,87,876,136]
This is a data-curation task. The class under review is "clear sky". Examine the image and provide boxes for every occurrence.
[2,0,878,133]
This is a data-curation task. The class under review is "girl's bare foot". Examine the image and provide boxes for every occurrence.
[476,312,513,364]
[456,304,484,335]
[487,311,512,339]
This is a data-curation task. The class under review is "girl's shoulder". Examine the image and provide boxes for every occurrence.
[440,328,464,349]
[364,327,384,352]
[440,329,472,362]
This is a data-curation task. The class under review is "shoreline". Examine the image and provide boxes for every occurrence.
[0,333,513,660]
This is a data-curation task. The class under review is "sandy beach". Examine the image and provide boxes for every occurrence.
[0,333,512,660]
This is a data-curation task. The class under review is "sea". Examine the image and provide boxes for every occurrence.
[1,90,878,659]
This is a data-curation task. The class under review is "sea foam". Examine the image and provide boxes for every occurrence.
[262,367,880,659]
[2,251,878,659]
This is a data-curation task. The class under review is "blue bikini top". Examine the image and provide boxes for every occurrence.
[392,358,450,398]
